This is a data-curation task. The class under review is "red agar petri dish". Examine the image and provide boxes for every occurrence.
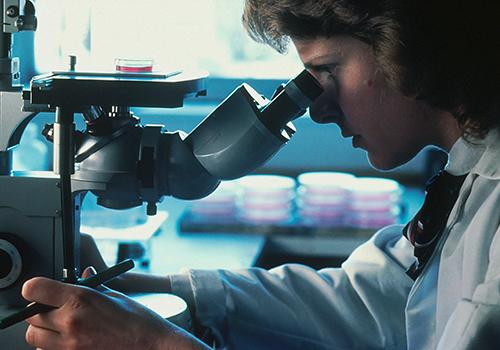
[115,58,154,73]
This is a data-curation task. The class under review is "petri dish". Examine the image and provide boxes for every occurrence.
[115,58,154,73]
[237,175,296,193]
[298,172,355,192]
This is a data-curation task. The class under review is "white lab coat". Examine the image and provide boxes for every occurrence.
[171,129,500,350]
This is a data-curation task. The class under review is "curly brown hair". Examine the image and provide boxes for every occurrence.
[242,0,500,139]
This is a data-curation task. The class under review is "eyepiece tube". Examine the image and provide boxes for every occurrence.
[259,69,323,134]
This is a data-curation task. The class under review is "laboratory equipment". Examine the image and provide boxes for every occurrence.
[296,172,355,226]
[343,177,402,228]
[0,1,323,347]
[236,175,296,224]
[189,181,239,219]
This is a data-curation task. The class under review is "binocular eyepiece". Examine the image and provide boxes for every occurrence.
[259,69,324,134]
[184,69,323,182]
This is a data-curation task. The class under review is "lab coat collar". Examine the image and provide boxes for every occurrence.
[445,128,500,179]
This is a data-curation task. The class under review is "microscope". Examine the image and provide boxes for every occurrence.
[0,1,323,348]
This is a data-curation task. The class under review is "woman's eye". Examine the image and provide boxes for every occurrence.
[328,65,339,77]
[316,65,338,85]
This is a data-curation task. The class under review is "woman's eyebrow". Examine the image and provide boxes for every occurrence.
[302,54,340,70]
[303,62,336,71]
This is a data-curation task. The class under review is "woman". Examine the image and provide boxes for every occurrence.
[23,1,499,349]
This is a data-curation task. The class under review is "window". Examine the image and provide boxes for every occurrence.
[34,0,302,79]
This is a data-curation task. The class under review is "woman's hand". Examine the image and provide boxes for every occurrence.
[79,233,172,293]
[21,267,209,350]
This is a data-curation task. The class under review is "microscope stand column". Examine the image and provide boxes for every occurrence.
[54,106,78,283]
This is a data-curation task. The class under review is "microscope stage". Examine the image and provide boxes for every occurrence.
[27,70,208,109]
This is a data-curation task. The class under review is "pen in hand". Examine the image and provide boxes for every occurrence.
[0,259,135,330]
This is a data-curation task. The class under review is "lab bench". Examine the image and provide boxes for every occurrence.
[94,186,424,274]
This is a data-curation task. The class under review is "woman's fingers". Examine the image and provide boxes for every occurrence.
[26,311,61,332]
[22,277,75,308]
[80,266,114,293]
[25,324,62,350]
[80,266,97,279]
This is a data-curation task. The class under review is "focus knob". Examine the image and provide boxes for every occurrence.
[0,237,23,289]
[0,249,13,278]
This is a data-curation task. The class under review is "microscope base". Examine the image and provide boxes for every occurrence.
[0,173,81,348]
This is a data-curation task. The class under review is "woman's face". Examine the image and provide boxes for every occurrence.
[293,36,457,170]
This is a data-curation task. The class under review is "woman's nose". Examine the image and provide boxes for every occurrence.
[309,92,344,124]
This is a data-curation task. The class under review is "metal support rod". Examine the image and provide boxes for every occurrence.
[0,33,11,59]
[54,106,77,283]
[0,150,11,175]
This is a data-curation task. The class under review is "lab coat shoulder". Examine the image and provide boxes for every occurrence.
[171,225,415,350]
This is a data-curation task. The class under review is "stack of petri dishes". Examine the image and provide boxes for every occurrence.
[296,172,356,226]
[188,181,239,221]
[236,175,296,224]
[342,177,402,229]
